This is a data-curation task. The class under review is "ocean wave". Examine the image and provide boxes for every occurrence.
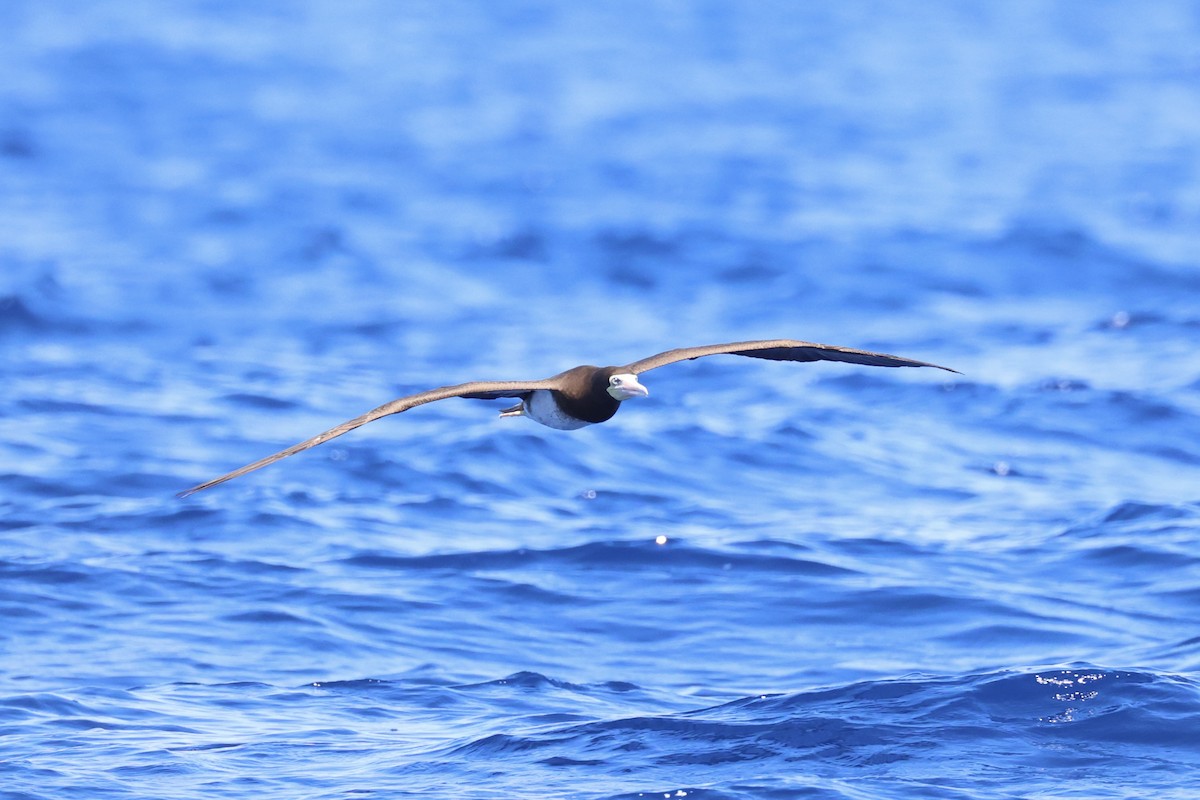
[4,666,1195,799]
[341,539,856,578]
[434,666,1200,795]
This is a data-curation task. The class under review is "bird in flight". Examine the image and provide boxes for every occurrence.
[178,339,956,496]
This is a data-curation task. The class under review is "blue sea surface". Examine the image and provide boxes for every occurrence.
[3,2,1200,798]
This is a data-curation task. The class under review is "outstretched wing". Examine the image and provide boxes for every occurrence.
[622,339,958,375]
[178,379,556,497]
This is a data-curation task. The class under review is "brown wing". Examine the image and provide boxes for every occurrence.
[177,379,557,497]
[622,339,959,375]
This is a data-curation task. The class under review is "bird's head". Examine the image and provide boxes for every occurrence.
[605,372,649,401]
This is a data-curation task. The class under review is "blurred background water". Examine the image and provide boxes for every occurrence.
[3,2,1200,798]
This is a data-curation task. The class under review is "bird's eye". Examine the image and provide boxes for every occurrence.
[611,377,622,385]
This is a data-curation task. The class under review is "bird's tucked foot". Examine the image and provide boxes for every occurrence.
[498,402,526,418]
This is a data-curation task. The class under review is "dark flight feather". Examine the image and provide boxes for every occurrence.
[623,339,958,374]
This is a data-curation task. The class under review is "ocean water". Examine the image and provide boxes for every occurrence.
[3,2,1200,798]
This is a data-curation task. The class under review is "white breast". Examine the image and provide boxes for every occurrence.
[524,389,592,430]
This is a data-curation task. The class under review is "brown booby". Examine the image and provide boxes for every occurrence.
[179,339,956,496]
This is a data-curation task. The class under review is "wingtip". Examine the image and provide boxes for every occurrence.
[176,477,223,498]
[908,356,959,374]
